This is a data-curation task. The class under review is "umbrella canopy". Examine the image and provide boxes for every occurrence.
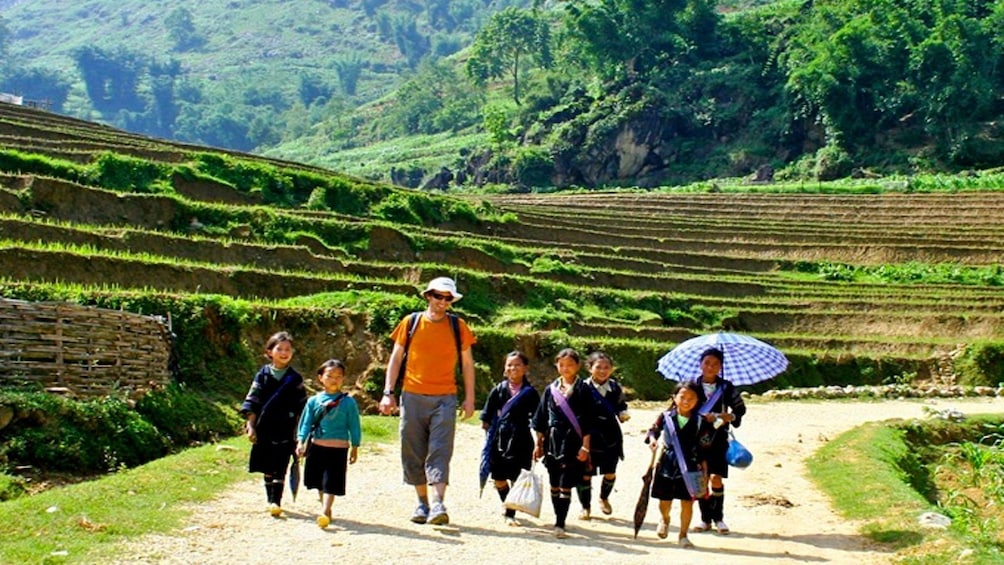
[288,455,300,502]
[633,447,659,539]
[656,332,788,386]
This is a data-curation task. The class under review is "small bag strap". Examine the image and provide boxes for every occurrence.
[551,382,583,438]
[309,392,346,435]
[697,385,724,416]
[662,411,701,498]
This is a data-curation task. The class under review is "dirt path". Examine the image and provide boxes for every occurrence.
[111,397,1004,564]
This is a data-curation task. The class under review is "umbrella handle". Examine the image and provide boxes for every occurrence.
[644,442,660,475]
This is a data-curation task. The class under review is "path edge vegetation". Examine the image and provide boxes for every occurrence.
[0,416,396,564]
[807,411,1004,564]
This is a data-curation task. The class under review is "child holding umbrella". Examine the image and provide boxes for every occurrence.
[692,347,747,534]
[532,348,595,539]
[480,351,540,526]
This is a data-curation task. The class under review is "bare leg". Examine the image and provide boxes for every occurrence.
[430,482,447,503]
[679,499,694,538]
[322,493,334,519]
[657,500,672,538]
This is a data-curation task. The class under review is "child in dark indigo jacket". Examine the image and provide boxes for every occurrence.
[480,350,540,526]
[532,348,594,539]
[578,351,630,520]
[646,380,706,548]
[692,347,747,535]
[241,331,307,517]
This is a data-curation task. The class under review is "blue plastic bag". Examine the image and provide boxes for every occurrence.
[726,431,753,468]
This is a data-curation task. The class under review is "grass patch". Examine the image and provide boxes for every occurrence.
[0,416,395,563]
[808,414,1004,563]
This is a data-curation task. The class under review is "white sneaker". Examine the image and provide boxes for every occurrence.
[715,520,730,534]
[428,502,450,525]
[692,521,711,532]
[554,526,568,539]
[657,519,669,539]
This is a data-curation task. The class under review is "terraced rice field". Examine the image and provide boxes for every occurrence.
[1,101,1002,395]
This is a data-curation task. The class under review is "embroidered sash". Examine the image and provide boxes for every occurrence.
[551,381,583,438]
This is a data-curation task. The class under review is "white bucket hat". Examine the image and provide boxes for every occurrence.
[422,277,462,302]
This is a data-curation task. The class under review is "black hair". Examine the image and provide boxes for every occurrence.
[264,331,293,359]
[669,380,702,411]
[554,347,581,365]
[700,347,724,364]
[316,358,346,376]
[505,350,529,366]
[587,351,614,369]
[504,350,532,386]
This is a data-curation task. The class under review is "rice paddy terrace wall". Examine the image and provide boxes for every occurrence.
[0,297,172,398]
[1,101,1003,403]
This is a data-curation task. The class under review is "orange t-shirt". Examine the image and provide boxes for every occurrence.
[390,313,476,396]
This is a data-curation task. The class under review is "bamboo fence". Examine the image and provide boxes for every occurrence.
[0,298,172,398]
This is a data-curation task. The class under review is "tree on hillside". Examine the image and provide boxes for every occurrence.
[465,7,552,105]
[165,7,205,52]
[73,46,147,113]
[334,56,366,96]
[562,0,710,82]
[782,0,1003,162]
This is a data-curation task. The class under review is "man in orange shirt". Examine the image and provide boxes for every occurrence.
[379,277,476,526]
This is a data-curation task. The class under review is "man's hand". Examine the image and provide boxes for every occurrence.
[378,394,398,416]
[461,397,475,420]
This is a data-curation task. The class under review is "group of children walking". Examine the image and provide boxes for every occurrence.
[482,346,745,546]
[239,331,362,529]
[239,331,745,546]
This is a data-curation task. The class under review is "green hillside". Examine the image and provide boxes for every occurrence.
[0,0,531,150]
[4,0,1001,190]
[3,100,1004,396]
[3,99,1004,484]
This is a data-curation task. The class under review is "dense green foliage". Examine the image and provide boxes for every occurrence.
[0,1,534,151]
[0,391,168,474]
[4,1,1001,186]
[785,260,1004,286]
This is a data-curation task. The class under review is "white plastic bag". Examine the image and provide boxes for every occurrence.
[504,464,543,518]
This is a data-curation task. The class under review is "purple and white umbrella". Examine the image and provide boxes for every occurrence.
[656,332,788,386]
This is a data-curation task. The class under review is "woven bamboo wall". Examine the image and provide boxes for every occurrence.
[0,298,172,397]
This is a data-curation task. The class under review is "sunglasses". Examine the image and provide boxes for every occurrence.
[427,291,454,302]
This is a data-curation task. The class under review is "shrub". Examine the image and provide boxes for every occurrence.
[954,342,1004,387]
[89,152,170,193]
[815,144,853,181]
[0,392,168,474]
[136,383,240,445]
[511,146,554,188]
[0,473,26,502]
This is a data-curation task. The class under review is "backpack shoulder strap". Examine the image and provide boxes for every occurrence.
[397,312,423,382]
[447,313,462,365]
[402,312,422,354]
